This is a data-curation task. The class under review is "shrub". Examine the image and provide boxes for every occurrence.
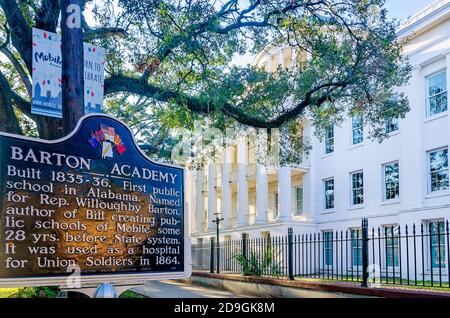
[4,286,60,298]
[232,251,283,277]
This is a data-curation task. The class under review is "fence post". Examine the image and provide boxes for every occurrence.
[361,218,369,287]
[242,233,248,274]
[210,237,215,274]
[288,227,294,280]
[242,233,248,258]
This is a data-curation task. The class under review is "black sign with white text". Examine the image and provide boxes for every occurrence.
[0,115,185,279]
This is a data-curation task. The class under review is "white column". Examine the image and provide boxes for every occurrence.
[186,169,195,235]
[195,168,205,233]
[300,123,314,221]
[221,148,232,229]
[291,47,297,71]
[207,161,216,231]
[255,164,268,223]
[278,166,292,220]
[236,139,248,227]
[279,48,285,69]
[268,53,274,73]
[400,66,424,209]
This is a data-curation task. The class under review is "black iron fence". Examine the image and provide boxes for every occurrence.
[191,219,450,288]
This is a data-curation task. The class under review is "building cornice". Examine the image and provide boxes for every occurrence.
[397,0,450,41]
[191,220,318,237]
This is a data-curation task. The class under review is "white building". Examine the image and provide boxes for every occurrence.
[187,0,450,270]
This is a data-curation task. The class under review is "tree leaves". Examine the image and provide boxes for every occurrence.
[0,0,411,162]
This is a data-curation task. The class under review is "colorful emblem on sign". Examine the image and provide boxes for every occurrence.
[88,123,126,158]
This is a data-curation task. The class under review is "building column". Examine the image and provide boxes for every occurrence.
[207,160,216,231]
[278,166,292,221]
[302,122,315,221]
[221,148,232,229]
[195,168,205,233]
[186,169,195,235]
[291,47,296,70]
[236,139,248,227]
[279,47,285,69]
[400,66,424,209]
[255,163,268,223]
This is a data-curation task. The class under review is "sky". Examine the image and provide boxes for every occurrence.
[384,0,437,21]
[231,0,439,66]
[84,0,440,66]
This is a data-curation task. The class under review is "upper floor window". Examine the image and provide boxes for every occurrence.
[351,171,364,206]
[429,148,449,193]
[324,178,335,210]
[427,70,447,117]
[385,96,399,133]
[351,116,364,145]
[324,125,334,155]
[385,117,399,134]
[383,162,399,201]
[295,187,303,215]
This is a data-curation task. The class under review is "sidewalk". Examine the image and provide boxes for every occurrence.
[192,271,450,298]
[132,280,252,298]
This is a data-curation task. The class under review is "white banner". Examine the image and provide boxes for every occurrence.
[31,28,105,118]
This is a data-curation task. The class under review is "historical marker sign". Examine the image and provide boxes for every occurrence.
[0,114,190,287]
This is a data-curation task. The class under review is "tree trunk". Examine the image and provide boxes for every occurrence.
[0,95,22,135]
[36,117,63,140]
[61,0,85,136]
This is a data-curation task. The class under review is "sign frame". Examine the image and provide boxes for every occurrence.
[0,113,191,288]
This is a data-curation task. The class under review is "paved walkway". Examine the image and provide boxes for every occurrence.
[132,280,251,298]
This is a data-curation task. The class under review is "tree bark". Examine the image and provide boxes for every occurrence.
[61,0,85,136]
[0,93,22,135]
[36,117,63,139]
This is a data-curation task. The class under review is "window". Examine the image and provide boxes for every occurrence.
[274,192,279,219]
[351,116,364,145]
[385,117,399,134]
[385,226,399,268]
[351,229,362,267]
[295,187,303,215]
[427,70,447,116]
[324,125,334,154]
[385,96,399,133]
[351,171,364,206]
[429,148,449,193]
[323,231,333,266]
[324,178,335,210]
[428,221,446,269]
[383,162,399,200]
